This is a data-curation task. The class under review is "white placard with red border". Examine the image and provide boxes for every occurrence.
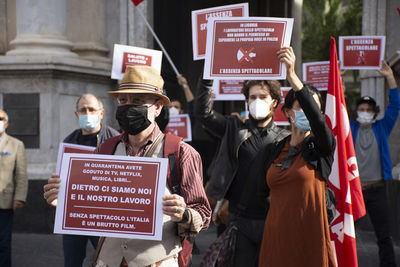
[191,3,249,60]
[54,153,168,240]
[204,17,294,80]
[112,44,163,80]
[212,80,245,101]
[56,143,96,175]
[273,87,291,126]
[302,61,330,91]
[164,114,192,142]
[338,36,385,69]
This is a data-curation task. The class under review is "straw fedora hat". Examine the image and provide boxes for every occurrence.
[108,65,170,105]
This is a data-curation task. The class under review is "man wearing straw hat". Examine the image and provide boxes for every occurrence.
[44,65,211,267]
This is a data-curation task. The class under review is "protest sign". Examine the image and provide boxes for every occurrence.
[191,3,249,60]
[54,153,168,240]
[273,87,291,126]
[302,61,330,91]
[212,80,245,101]
[56,143,96,175]
[339,36,385,69]
[112,44,162,80]
[164,114,192,142]
[203,17,293,80]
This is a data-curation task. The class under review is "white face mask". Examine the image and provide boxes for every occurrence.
[356,111,374,124]
[249,99,271,120]
[0,121,4,133]
[169,107,180,116]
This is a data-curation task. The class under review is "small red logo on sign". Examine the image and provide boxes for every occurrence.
[237,47,256,64]
[122,52,152,72]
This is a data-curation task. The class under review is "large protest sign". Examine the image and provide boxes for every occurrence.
[191,3,249,60]
[212,80,245,101]
[54,154,168,240]
[203,17,293,80]
[339,36,385,69]
[56,143,96,175]
[112,44,162,80]
[273,87,291,126]
[302,61,330,91]
[164,114,192,142]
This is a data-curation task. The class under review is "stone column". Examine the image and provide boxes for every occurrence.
[118,0,153,48]
[67,0,109,63]
[361,0,386,118]
[6,0,77,57]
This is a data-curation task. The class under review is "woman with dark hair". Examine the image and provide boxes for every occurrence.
[258,47,336,267]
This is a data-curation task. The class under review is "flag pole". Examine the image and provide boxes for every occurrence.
[134,6,180,76]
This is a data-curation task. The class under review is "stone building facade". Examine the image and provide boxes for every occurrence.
[0,0,154,232]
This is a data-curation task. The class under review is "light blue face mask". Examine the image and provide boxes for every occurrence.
[293,110,311,132]
[79,114,100,131]
[0,121,4,133]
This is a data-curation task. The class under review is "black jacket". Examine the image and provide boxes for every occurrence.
[260,86,336,197]
[63,124,120,146]
[195,78,290,201]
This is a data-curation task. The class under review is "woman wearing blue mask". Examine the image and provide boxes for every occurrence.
[258,47,336,267]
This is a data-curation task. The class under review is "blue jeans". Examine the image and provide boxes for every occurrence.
[62,234,99,267]
[0,209,13,267]
[363,184,397,267]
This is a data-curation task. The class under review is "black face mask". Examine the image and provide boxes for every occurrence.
[116,104,152,135]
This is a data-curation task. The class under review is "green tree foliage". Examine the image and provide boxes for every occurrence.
[302,0,362,62]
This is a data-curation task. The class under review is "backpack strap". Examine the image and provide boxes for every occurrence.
[164,134,182,195]
[96,135,121,155]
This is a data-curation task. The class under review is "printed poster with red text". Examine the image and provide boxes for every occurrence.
[112,44,162,80]
[212,80,245,101]
[302,61,330,91]
[339,36,385,69]
[273,87,291,126]
[54,153,168,240]
[164,114,192,142]
[191,3,249,60]
[204,17,293,80]
[56,143,96,175]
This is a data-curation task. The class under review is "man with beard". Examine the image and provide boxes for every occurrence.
[44,66,211,267]
[195,78,289,266]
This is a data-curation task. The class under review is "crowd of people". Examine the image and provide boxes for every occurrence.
[0,45,399,267]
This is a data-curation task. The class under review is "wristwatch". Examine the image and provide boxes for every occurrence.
[179,209,190,224]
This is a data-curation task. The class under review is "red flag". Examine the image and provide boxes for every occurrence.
[325,37,366,266]
[131,0,144,6]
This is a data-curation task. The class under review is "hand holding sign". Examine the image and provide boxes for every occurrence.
[278,46,303,91]
[377,60,397,89]
[162,194,187,222]
[43,174,61,207]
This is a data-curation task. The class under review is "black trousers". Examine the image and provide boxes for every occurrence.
[362,184,397,267]
[228,214,265,267]
[0,209,13,267]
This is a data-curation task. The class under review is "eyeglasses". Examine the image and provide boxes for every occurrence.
[117,95,158,105]
[77,107,101,114]
[0,117,6,121]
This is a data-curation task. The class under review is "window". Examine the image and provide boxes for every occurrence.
[3,93,40,148]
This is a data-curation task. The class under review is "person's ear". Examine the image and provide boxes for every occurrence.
[283,108,292,122]
[75,111,79,119]
[154,100,163,117]
[271,99,278,109]
[99,109,104,120]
